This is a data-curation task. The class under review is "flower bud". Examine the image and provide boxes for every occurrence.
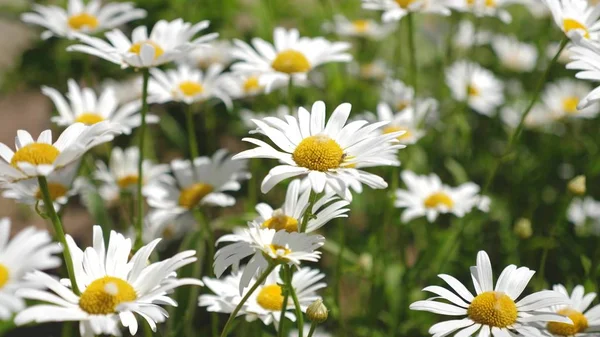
[513,218,532,239]
[568,175,586,196]
[306,299,328,323]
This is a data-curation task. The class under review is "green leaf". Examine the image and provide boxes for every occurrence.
[581,255,592,276]
[158,109,187,151]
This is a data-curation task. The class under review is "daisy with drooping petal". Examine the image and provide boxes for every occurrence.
[200,266,325,326]
[492,35,538,72]
[541,79,599,120]
[179,40,233,69]
[567,197,600,236]
[232,101,404,198]
[231,27,352,92]
[395,170,490,223]
[453,20,492,50]
[0,218,61,320]
[446,60,505,116]
[543,284,600,336]
[21,0,146,40]
[542,0,600,39]
[0,123,121,182]
[324,15,394,39]
[14,226,202,337]
[67,19,218,68]
[410,250,572,337]
[44,79,158,133]
[361,0,451,22]
[566,36,600,108]
[447,0,513,23]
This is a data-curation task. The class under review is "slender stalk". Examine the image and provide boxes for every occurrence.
[38,176,80,295]
[537,194,573,286]
[287,77,294,114]
[277,266,291,337]
[299,191,318,233]
[220,264,277,337]
[134,69,150,251]
[286,265,304,337]
[183,229,206,337]
[186,104,199,159]
[307,322,318,337]
[407,13,418,106]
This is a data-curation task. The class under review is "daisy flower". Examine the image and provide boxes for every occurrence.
[348,59,392,81]
[14,226,203,337]
[395,170,490,223]
[542,0,600,39]
[543,284,600,336]
[324,15,394,39]
[361,0,451,22]
[566,35,600,108]
[240,106,294,130]
[410,250,571,337]
[541,79,599,119]
[43,79,158,133]
[231,27,352,92]
[0,123,121,182]
[289,325,332,337]
[101,76,143,105]
[370,102,427,145]
[1,161,81,211]
[446,60,505,116]
[447,0,513,23]
[67,19,218,68]
[567,197,600,236]
[500,101,557,131]
[200,266,325,326]
[232,101,404,198]
[492,35,538,72]
[515,0,552,18]
[381,78,415,111]
[0,218,62,320]
[453,20,492,50]
[221,73,269,99]
[214,227,324,293]
[21,0,146,40]
[178,40,233,69]
[548,42,574,64]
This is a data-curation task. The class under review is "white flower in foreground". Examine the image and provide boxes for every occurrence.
[67,19,218,68]
[454,20,492,50]
[232,101,404,198]
[361,0,451,22]
[21,0,146,40]
[0,218,61,320]
[0,123,121,182]
[149,64,232,108]
[543,284,600,336]
[231,27,351,92]
[567,197,600,236]
[492,35,538,72]
[179,40,233,69]
[14,226,202,337]
[542,0,600,39]
[214,227,324,293]
[395,170,489,223]
[566,35,600,108]
[324,15,394,39]
[289,325,332,337]
[410,251,571,337]
[44,79,158,133]
[447,0,512,23]
[541,79,599,119]
[446,60,504,116]
[200,266,325,326]
[371,102,427,145]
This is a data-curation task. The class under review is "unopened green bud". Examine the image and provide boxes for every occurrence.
[568,175,586,196]
[514,218,532,239]
[306,299,328,323]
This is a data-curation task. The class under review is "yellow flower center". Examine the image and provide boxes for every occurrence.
[269,244,291,256]
[396,101,410,111]
[424,192,454,209]
[547,308,588,336]
[243,76,262,93]
[485,0,496,7]
[128,41,165,59]
[262,211,298,232]
[178,183,214,209]
[67,13,99,31]
[395,0,416,8]
[75,113,104,125]
[562,96,580,114]
[271,50,311,74]
[352,20,370,33]
[256,284,284,311]
[468,85,480,97]
[468,291,518,328]
[0,264,9,289]
[11,143,60,168]
[292,135,344,172]
[79,276,137,315]
[117,175,139,189]
[178,81,204,97]
[563,19,590,39]
[35,182,68,201]
[383,125,412,141]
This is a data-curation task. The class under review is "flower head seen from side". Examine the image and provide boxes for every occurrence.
[0,218,61,320]
[447,0,513,23]
[542,0,600,39]
[541,79,599,120]
[395,170,490,223]
[221,73,269,99]
[566,35,600,108]
[544,284,600,336]
[21,0,146,40]
[491,35,538,72]
[410,251,572,337]
[44,79,158,134]
[231,27,352,92]
[567,197,600,236]
[381,78,415,112]
[200,266,326,326]
[446,60,505,117]
[14,226,202,337]
[372,102,427,145]
[233,101,404,198]
[324,15,394,39]
[179,40,233,69]
[0,123,121,182]
[240,106,294,131]
[67,19,218,68]
[361,0,451,22]
[148,64,232,108]
[500,101,557,132]
[453,20,492,50]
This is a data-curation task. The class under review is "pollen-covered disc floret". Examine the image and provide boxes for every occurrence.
[542,0,600,40]
[79,277,137,315]
[468,291,518,327]
[292,135,344,171]
[547,308,588,335]
[256,285,284,311]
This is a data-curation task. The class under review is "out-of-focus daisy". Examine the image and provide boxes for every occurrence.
[448,0,512,23]
[221,73,268,99]
[232,101,404,197]
[148,64,232,108]
[289,325,332,337]
[500,101,557,131]
[200,266,325,326]
[548,41,574,64]
[453,20,492,50]
[324,15,394,39]
[361,0,451,22]
[566,35,600,108]
[1,161,81,211]
[231,27,351,92]
[0,123,121,182]
[67,19,218,68]
[568,197,600,236]
[515,0,552,18]
[446,60,504,116]
[410,250,571,337]
[541,79,599,119]
[395,170,489,223]
[0,218,61,320]
[251,179,349,233]
[21,0,146,40]
[492,35,538,72]
[101,76,143,105]
[14,226,202,337]
[381,78,415,111]
[369,102,426,145]
[542,0,600,39]
[43,79,158,134]
[347,60,391,81]
[179,40,233,69]
[240,106,293,130]
[543,284,600,336]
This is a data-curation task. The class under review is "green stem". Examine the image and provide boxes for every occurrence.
[287,77,294,114]
[134,69,150,251]
[537,194,573,286]
[186,104,199,159]
[299,191,318,233]
[220,264,277,337]
[184,229,206,337]
[277,266,291,337]
[407,13,418,105]
[286,265,304,337]
[306,322,318,337]
[38,176,80,295]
